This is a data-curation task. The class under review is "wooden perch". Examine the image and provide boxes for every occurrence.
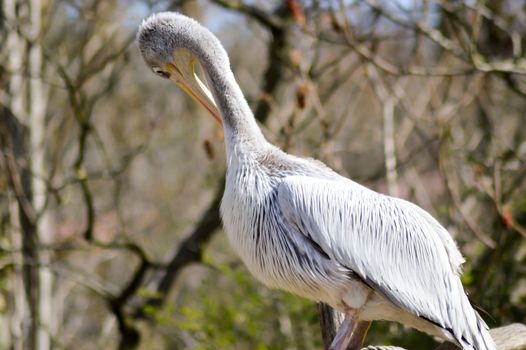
[361,324,526,350]
[319,303,526,350]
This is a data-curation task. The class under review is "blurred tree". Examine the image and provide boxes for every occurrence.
[0,1,525,349]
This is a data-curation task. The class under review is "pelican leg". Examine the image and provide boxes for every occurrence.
[328,312,358,350]
[347,321,371,350]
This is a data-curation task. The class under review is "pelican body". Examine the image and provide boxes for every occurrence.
[137,12,496,350]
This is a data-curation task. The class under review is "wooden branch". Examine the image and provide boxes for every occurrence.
[210,0,281,31]
[485,324,526,350]
[318,303,345,349]
[361,0,464,58]
[133,177,224,318]
[319,291,525,350]
[364,323,526,350]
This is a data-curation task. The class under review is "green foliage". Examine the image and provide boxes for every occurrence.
[168,252,450,349]
[174,252,323,349]
[366,322,439,349]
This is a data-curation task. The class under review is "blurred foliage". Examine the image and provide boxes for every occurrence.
[1,0,526,349]
[170,252,443,349]
[175,253,322,349]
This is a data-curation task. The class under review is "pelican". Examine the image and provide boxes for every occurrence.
[137,12,496,350]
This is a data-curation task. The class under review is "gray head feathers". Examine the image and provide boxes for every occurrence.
[136,12,230,71]
[137,12,266,146]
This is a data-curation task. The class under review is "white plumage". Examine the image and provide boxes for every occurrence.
[137,12,496,350]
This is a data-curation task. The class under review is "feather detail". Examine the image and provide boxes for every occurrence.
[276,175,495,350]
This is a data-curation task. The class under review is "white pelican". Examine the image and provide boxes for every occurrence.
[137,12,496,350]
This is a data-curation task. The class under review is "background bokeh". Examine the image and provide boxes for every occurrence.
[1,1,525,349]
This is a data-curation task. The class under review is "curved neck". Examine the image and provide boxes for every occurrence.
[200,57,266,151]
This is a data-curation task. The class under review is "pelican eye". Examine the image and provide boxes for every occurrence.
[152,67,170,79]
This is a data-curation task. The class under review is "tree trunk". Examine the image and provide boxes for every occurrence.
[3,0,52,348]
[4,1,34,348]
[28,0,53,349]
[1,109,29,350]
[0,107,39,349]
[318,303,345,349]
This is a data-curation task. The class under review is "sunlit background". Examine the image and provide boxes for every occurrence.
[1,1,525,349]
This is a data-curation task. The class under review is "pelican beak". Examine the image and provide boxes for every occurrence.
[164,60,222,126]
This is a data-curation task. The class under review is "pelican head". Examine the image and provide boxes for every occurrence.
[137,12,223,124]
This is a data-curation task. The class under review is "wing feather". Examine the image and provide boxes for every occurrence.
[276,175,487,347]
